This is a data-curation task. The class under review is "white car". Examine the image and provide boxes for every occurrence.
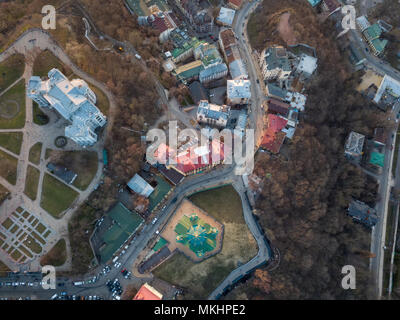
[151,218,158,225]
[155,230,160,235]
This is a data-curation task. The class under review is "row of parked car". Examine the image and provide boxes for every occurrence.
[51,293,103,300]
[106,278,122,300]
[0,281,41,288]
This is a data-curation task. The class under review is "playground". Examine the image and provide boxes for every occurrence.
[153,185,258,299]
[161,199,223,262]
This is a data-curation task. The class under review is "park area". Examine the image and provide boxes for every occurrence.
[153,185,258,299]
[40,238,67,267]
[0,132,23,155]
[47,150,99,191]
[40,173,79,218]
[0,79,26,129]
[0,259,10,276]
[0,149,18,185]
[24,165,40,201]
[33,50,73,78]
[0,207,53,264]
[28,142,42,165]
[0,54,24,92]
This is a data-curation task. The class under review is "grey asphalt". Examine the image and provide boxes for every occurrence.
[347,5,400,297]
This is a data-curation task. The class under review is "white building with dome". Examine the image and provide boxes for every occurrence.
[27,68,106,147]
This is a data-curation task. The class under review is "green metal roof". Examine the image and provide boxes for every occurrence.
[153,237,168,252]
[175,63,204,81]
[148,176,172,211]
[364,24,382,41]
[371,38,388,54]
[307,0,321,7]
[172,38,202,58]
[99,203,143,262]
[369,152,385,167]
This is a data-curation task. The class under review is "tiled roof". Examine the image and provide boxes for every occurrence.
[260,114,288,154]
[152,141,225,174]
[228,0,242,7]
[345,131,365,156]
[266,98,290,117]
[348,200,378,227]
[134,283,163,300]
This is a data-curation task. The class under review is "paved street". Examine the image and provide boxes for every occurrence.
[347,2,400,297]
[0,1,272,300]
[233,0,265,148]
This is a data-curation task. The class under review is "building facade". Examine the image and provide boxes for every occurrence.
[27,68,106,147]
[196,100,230,128]
[259,46,292,81]
[227,79,251,105]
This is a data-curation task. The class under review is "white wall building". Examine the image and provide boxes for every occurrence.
[259,46,292,81]
[197,100,230,128]
[295,54,318,79]
[216,7,236,27]
[227,79,251,105]
[27,68,106,147]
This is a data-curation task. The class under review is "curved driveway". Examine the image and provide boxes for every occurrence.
[0,28,117,272]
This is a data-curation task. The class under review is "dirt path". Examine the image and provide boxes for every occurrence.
[277,12,297,46]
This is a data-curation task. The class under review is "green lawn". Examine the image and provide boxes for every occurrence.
[24,165,40,201]
[89,85,110,116]
[23,235,42,254]
[33,50,73,78]
[0,132,23,155]
[1,217,13,230]
[29,142,42,165]
[0,54,25,93]
[0,260,10,276]
[0,149,18,185]
[40,239,67,267]
[40,173,79,218]
[52,151,98,191]
[0,183,10,203]
[153,185,258,299]
[45,148,54,160]
[0,79,26,129]
[33,102,49,125]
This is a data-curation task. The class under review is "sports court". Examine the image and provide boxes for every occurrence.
[97,202,144,263]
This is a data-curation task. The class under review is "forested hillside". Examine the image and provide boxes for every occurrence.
[227,0,391,299]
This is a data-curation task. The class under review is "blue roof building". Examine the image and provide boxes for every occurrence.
[197,100,230,128]
[27,69,106,147]
[127,174,155,198]
[307,0,321,7]
[199,63,228,84]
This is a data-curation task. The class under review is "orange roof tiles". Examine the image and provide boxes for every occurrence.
[133,283,163,300]
[260,114,288,154]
